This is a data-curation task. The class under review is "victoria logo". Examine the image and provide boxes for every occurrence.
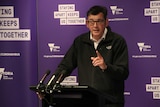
[110,6,123,15]
[0,68,5,80]
[109,5,129,22]
[0,68,13,80]
[48,43,60,52]
[132,42,157,58]
[137,42,151,52]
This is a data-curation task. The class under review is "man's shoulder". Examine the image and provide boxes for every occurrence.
[108,30,126,41]
[75,32,89,40]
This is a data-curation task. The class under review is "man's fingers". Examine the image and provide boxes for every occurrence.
[91,51,103,66]
[96,51,102,58]
[91,57,94,60]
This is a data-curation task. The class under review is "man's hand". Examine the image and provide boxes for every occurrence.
[91,50,107,70]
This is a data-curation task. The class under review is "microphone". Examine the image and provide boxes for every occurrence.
[36,70,51,90]
[46,74,56,86]
[46,70,66,93]
[52,70,66,91]
[40,70,51,84]
[55,70,65,84]
[45,73,58,93]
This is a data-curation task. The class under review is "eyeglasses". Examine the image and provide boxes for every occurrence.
[87,19,105,26]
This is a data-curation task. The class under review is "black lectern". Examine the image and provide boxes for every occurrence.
[30,85,115,107]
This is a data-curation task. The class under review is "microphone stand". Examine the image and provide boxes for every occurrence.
[49,73,63,93]
[36,70,50,92]
[45,70,66,93]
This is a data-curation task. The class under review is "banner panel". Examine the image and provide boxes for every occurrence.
[37,0,160,107]
[0,0,38,107]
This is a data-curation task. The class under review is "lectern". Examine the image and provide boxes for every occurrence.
[30,85,115,107]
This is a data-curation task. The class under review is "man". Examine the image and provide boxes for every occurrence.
[46,5,129,107]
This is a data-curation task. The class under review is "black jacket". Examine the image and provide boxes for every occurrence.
[55,27,129,103]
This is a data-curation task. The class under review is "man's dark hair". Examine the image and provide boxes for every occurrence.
[87,5,108,19]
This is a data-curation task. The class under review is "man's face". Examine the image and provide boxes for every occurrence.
[86,12,108,40]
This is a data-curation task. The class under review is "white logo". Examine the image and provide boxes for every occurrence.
[137,42,151,52]
[0,68,5,80]
[132,42,157,58]
[106,45,112,50]
[110,6,123,15]
[0,68,13,80]
[48,43,60,52]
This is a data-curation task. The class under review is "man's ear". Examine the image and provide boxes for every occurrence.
[105,18,109,27]
[86,20,89,28]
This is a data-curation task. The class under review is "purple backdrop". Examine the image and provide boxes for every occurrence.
[0,0,160,107]
[37,0,160,107]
